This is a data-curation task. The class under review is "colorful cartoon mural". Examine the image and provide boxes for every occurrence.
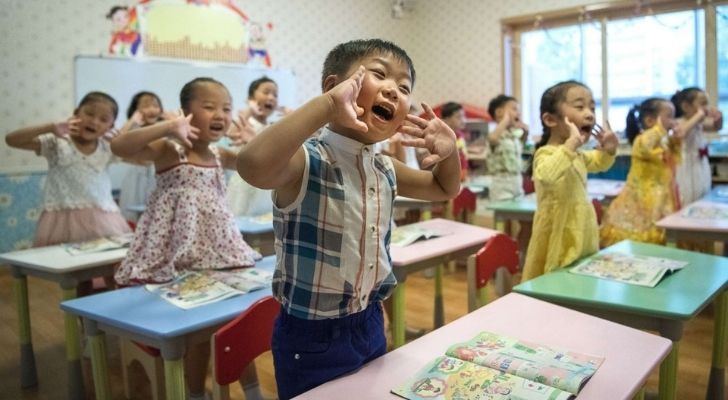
[105,0,273,65]
[106,5,142,56]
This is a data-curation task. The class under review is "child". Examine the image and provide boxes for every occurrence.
[672,87,724,205]
[226,76,286,217]
[599,98,682,247]
[440,102,470,181]
[522,81,617,282]
[486,95,529,201]
[5,92,131,248]
[237,39,461,399]
[600,97,682,247]
[111,78,263,400]
[118,91,164,221]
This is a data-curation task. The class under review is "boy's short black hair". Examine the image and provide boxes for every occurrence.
[321,39,415,91]
[487,94,517,119]
[441,102,463,119]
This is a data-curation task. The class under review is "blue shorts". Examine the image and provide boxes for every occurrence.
[271,302,386,399]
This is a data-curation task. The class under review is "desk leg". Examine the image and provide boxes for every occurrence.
[84,320,111,400]
[706,290,726,400]
[658,340,679,400]
[632,387,645,400]
[392,284,406,348]
[433,265,444,328]
[13,272,37,388]
[164,358,186,400]
[61,287,85,400]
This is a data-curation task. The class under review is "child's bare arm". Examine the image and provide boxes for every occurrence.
[677,109,706,136]
[111,113,198,161]
[5,119,79,153]
[217,147,238,170]
[488,110,513,146]
[238,66,368,190]
[396,103,461,200]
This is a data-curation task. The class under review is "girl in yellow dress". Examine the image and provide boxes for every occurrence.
[522,81,617,282]
[600,98,683,247]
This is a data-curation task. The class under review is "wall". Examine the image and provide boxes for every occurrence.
[0,0,598,251]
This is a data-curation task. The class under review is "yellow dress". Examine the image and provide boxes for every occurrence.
[600,124,681,247]
[522,145,615,281]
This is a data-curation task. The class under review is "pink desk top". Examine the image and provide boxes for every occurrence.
[587,179,625,198]
[656,200,728,233]
[390,219,499,266]
[294,293,671,400]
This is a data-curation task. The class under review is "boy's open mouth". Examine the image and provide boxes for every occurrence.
[84,126,97,134]
[580,124,593,135]
[209,122,225,133]
[262,102,275,111]
[372,103,394,121]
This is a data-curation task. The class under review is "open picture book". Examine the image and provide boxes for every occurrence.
[64,234,133,255]
[391,224,442,247]
[392,331,603,400]
[569,252,687,287]
[145,267,273,309]
[681,203,728,220]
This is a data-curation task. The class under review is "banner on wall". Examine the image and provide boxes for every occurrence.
[105,0,273,66]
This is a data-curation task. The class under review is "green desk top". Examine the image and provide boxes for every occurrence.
[486,194,537,214]
[514,240,728,320]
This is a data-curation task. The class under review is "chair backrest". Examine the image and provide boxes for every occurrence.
[522,174,535,194]
[474,234,519,290]
[591,198,603,225]
[212,296,279,385]
[452,187,477,219]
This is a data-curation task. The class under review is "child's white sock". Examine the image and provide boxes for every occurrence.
[243,382,264,400]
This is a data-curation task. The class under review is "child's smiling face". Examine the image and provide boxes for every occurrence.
[186,82,232,143]
[250,81,278,119]
[337,52,413,144]
[551,85,596,143]
[75,100,116,141]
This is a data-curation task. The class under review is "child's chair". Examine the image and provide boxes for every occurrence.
[120,340,165,400]
[450,187,477,223]
[211,296,279,400]
[591,198,604,225]
[466,233,520,312]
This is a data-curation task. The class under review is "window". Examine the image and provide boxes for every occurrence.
[718,5,728,123]
[506,2,724,139]
[607,10,704,133]
[520,23,601,136]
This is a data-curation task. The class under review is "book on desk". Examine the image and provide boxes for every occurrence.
[392,330,603,400]
[569,253,687,288]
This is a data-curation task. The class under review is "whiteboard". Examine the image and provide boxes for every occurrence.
[74,55,297,189]
[74,55,297,126]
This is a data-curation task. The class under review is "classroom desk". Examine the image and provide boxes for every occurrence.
[514,240,728,400]
[294,293,672,400]
[656,186,728,256]
[587,178,625,198]
[235,214,275,256]
[389,218,498,348]
[60,255,276,400]
[0,245,127,400]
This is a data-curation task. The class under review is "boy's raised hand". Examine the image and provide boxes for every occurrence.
[168,110,199,148]
[398,103,456,168]
[52,116,80,139]
[228,116,256,146]
[326,65,368,133]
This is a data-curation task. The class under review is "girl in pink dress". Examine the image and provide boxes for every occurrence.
[111,77,263,400]
[5,92,131,247]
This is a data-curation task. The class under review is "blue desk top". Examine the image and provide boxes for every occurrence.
[60,256,276,339]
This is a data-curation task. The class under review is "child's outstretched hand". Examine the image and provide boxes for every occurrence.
[592,121,618,155]
[398,103,456,168]
[52,117,80,139]
[563,117,587,151]
[326,65,368,133]
[228,115,256,146]
[103,128,120,141]
[167,110,199,148]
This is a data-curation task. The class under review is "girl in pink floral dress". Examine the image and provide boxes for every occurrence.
[111,77,263,400]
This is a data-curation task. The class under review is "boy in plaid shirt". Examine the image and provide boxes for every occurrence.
[237,38,461,399]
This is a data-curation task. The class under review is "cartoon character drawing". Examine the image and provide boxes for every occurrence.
[247,21,272,67]
[412,377,447,398]
[106,5,142,56]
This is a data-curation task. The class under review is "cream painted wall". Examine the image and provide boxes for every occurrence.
[0,0,596,173]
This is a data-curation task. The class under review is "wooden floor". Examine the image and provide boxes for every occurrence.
[0,264,723,399]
